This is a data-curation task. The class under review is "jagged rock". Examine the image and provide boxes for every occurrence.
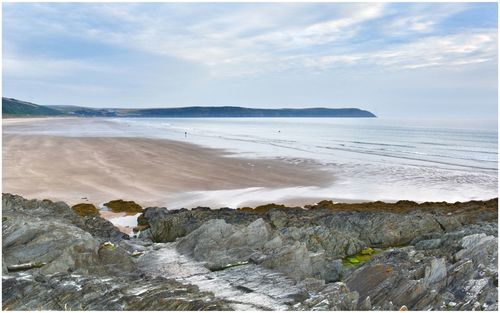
[2,194,497,310]
[268,209,289,228]
[359,296,372,310]
[423,258,447,288]
[2,194,234,310]
[3,216,101,275]
[2,193,126,243]
[139,206,263,242]
[297,282,359,310]
[261,241,313,280]
[414,238,442,250]
[97,242,137,274]
[343,222,498,310]
[177,218,272,271]
[2,272,231,310]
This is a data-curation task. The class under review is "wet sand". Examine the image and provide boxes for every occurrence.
[2,134,332,209]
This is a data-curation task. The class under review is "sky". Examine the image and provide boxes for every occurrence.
[2,2,498,118]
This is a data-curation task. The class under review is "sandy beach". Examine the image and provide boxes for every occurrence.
[2,133,332,209]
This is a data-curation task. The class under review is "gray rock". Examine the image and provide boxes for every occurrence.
[2,194,233,310]
[297,282,359,310]
[3,217,101,275]
[261,241,313,280]
[359,296,372,310]
[2,272,231,310]
[415,238,442,250]
[177,218,273,271]
[3,193,497,311]
[423,258,447,288]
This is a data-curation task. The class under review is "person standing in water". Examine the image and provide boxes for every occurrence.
[185,131,187,138]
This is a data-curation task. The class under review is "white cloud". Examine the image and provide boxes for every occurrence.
[3,55,115,79]
[381,3,469,35]
[3,3,497,78]
[297,30,497,71]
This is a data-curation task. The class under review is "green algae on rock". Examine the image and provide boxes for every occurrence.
[343,247,381,267]
[103,199,143,215]
[71,203,99,217]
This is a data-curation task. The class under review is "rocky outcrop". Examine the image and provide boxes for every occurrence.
[2,272,230,310]
[342,222,498,310]
[2,194,232,310]
[2,194,128,243]
[177,218,272,271]
[138,198,498,310]
[140,199,496,279]
[3,194,497,311]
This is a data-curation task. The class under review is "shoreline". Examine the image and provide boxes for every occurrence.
[2,134,335,209]
[2,116,79,124]
[3,117,497,213]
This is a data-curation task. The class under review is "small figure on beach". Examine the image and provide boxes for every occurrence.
[185,131,187,138]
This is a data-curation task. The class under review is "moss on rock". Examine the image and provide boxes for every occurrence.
[104,200,143,215]
[361,247,375,255]
[238,203,291,213]
[71,203,99,217]
[342,247,381,267]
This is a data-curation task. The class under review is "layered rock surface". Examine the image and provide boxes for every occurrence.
[139,198,498,310]
[2,194,230,310]
[2,193,498,310]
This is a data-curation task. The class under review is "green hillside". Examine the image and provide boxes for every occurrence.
[3,97,377,118]
[2,98,64,117]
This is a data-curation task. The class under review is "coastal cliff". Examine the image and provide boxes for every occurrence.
[2,97,376,118]
[2,194,497,310]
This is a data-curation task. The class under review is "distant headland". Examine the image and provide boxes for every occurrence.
[2,97,376,118]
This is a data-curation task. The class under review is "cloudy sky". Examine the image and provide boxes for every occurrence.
[2,2,498,118]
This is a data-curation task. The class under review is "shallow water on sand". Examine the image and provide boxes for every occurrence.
[4,117,497,204]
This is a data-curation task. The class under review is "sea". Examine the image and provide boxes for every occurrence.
[4,117,498,204]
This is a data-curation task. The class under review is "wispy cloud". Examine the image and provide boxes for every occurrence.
[3,55,116,79]
[5,2,495,78]
[2,2,497,116]
[300,29,497,71]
